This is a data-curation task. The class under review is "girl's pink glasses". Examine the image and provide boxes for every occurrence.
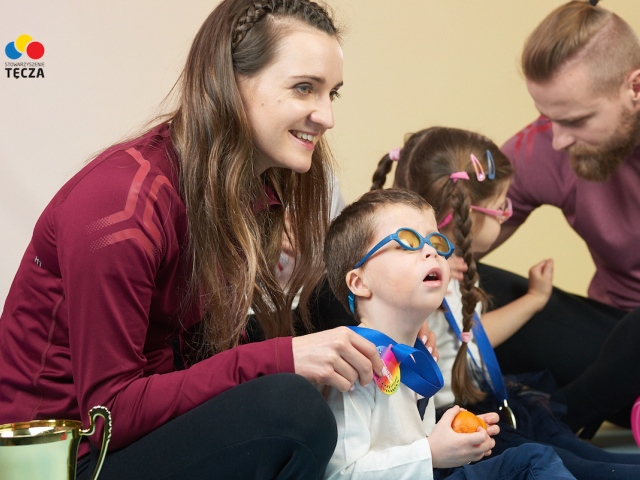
[470,197,513,224]
[438,198,513,228]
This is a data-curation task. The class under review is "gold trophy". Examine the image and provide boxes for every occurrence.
[0,405,112,480]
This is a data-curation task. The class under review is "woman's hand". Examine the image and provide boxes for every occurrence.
[292,326,384,392]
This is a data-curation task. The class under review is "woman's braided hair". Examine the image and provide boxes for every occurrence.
[232,0,336,52]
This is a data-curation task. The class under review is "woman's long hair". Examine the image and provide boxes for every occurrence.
[168,0,340,356]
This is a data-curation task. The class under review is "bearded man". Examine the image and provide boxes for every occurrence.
[476,0,640,440]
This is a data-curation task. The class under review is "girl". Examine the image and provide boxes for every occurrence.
[0,1,385,478]
[370,126,640,479]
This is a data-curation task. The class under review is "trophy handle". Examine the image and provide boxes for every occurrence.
[80,406,112,480]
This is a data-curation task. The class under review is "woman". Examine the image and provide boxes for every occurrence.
[0,1,383,478]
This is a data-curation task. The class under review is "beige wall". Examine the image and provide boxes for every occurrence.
[2,1,637,305]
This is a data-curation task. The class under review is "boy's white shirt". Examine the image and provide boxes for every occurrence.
[428,279,485,410]
[321,374,436,479]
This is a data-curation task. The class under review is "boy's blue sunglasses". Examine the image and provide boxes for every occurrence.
[348,228,454,313]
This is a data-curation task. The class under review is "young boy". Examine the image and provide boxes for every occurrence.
[321,188,575,479]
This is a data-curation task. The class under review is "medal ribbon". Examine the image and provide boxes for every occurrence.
[348,326,444,398]
[441,299,517,428]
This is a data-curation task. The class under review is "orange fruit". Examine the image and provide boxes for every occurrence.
[451,410,487,433]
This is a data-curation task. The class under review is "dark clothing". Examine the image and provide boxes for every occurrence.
[76,374,337,480]
[435,444,575,480]
[480,263,640,434]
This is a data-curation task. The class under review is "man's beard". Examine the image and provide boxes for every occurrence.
[569,108,640,182]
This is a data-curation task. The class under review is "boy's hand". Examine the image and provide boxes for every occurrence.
[428,406,496,468]
[476,412,500,437]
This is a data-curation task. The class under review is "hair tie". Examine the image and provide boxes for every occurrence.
[389,147,401,161]
[589,0,599,6]
[460,332,471,343]
[486,150,496,180]
[450,172,470,183]
[469,154,486,182]
[437,213,453,229]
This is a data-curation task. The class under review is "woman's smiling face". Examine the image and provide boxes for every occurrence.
[236,24,343,175]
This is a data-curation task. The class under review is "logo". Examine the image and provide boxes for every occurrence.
[5,34,44,60]
[5,34,45,79]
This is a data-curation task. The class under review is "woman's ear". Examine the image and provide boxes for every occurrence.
[346,269,372,301]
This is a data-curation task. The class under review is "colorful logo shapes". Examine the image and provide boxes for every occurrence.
[5,34,45,60]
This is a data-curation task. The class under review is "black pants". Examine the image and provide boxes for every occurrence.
[76,373,337,480]
[479,263,640,434]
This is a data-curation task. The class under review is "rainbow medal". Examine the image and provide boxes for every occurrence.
[374,345,401,395]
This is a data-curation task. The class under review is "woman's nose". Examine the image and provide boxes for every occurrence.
[309,97,335,130]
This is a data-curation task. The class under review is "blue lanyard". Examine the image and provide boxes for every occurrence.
[441,299,510,408]
[348,326,444,398]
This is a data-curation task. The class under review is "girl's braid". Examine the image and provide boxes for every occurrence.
[450,187,487,406]
[370,154,395,191]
